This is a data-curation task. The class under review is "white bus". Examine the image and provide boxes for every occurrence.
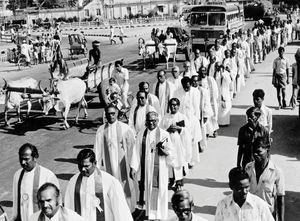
[187,1,244,51]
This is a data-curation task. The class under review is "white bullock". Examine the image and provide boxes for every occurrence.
[39,77,88,129]
[0,78,39,126]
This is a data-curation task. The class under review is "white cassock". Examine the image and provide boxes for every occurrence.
[152,81,171,117]
[202,76,219,135]
[207,61,216,77]
[130,127,175,220]
[182,70,196,78]
[173,87,202,165]
[160,112,192,180]
[64,170,133,221]
[30,207,86,221]
[167,76,182,98]
[197,86,213,149]
[241,40,251,78]
[215,48,224,62]
[128,104,156,134]
[94,121,136,211]
[131,93,161,116]
[236,48,246,92]
[192,56,209,73]
[229,56,238,97]
[12,165,60,221]
[215,70,232,126]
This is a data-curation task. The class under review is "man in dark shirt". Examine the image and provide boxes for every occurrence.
[82,40,101,79]
[237,106,269,169]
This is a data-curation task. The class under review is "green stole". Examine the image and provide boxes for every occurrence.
[16,165,40,221]
[139,128,161,211]
[103,121,131,197]
[74,168,105,220]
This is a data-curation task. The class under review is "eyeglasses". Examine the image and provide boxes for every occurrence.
[174,208,192,215]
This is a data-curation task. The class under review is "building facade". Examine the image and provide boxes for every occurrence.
[103,0,186,19]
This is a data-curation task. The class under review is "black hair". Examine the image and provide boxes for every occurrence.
[229,167,249,188]
[181,76,191,85]
[253,136,270,150]
[138,81,149,90]
[169,98,180,106]
[37,182,60,199]
[104,104,117,113]
[77,149,96,163]
[246,106,261,118]
[136,90,146,98]
[171,189,193,208]
[19,143,39,159]
[115,60,122,67]
[252,89,265,99]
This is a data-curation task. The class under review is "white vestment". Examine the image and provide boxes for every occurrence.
[30,207,86,221]
[64,171,133,221]
[173,87,202,164]
[236,48,246,92]
[128,104,156,134]
[94,121,136,210]
[216,70,232,126]
[12,165,60,221]
[131,93,161,116]
[160,112,192,180]
[152,81,171,117]
[192,56,209,73]
[197,86,213,149]
[130,127,175,220]
[167,76,183,99]
[202,76,219,135]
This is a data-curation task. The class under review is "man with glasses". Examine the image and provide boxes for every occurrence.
[130,111,175,220]
[215,167,274,221]
[182,61,196,78]
[94,104,136,210]
[161,98,192,191]
[168,189,207,221]
[131,81,161,115]
[129,91,156,134]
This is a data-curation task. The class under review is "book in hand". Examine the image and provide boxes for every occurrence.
[176,120,185,127]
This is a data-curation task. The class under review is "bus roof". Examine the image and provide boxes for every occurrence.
[189,3,242,13]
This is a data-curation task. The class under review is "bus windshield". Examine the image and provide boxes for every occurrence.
[208,13,225,26]
[190,13,207,26]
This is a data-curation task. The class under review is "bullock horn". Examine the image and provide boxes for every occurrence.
[38,80,46,95]
[2,78,7,90]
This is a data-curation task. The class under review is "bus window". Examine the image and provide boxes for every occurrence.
[208,13,225,26]
[190,13,207,26]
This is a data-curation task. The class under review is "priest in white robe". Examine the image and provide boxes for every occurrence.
[129,91,156,134]
[160,98,192,190]
[173,77,202,166]
[94,104,136,211]
[167,66,183,98]
[152,69,171,117]
[64,149,133,221]
[130,111,176,220]
[191,74,213,151]
[191,49,209,73]
[215,63,232,126]
[30,183,86,221]
[12,143,60,221]
[131,81,161,115]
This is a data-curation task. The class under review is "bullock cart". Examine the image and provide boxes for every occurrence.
[68,34,87,59]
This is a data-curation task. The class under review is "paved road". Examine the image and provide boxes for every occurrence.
[1,23,299,221]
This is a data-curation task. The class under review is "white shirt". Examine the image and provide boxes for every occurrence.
[215,193,274,221]
[168,212,207,221]
[245,160,285,212]
[30,207,86,221]
[258,104,272,133]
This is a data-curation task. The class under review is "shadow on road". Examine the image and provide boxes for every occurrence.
[56,173,75,181]
[73,144,94,149]
[0,200,12,208]
[185,178,228,188]
[54,158,77,164]
[285,191,300,221]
